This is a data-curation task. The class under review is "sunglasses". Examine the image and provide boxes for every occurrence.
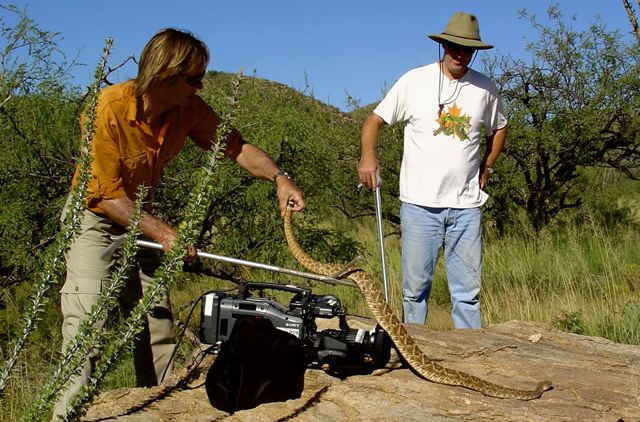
[444,42,476,55]
[183,70,206,87]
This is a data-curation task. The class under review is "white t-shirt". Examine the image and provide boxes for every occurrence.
[374,62,507,208]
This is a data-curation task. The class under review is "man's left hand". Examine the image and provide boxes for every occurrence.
[479,166,492,190]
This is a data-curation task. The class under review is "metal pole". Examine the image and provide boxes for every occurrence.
[135,239,357,288]
[374,175,390,302]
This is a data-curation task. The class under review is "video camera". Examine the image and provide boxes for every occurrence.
[199,282,392,373]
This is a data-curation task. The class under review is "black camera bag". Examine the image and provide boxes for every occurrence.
[205,317,306,413]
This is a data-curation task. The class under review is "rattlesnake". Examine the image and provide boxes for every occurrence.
[283,207,552,400]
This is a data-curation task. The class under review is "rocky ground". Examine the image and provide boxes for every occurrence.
[84,319,640,421]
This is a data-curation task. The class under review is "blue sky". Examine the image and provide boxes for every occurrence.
[5,1,635,110]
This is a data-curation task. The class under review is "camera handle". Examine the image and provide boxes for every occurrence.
[238,281,312,298]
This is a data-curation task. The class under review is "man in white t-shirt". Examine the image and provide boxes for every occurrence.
[358,12,507,329]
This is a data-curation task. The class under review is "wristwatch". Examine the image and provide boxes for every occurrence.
[272,170,291,183]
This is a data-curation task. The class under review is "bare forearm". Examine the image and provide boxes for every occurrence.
[233,143,280,181]
[479,125,507,189]
[360,114,383,160]
[96,197,176,248]
[482,125,507,168]
[358,113,385,189]
[232,142,306,214]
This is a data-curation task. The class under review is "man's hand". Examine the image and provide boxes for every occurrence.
[276,177,305,216]
[479,166,491,190]
[231,143,306,216]
[358,155,380,190]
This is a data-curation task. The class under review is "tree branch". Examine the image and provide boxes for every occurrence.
[623,0,640,44]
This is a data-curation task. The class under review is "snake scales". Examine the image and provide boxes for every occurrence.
[283,207,552,400]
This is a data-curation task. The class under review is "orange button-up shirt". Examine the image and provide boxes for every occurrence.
[77,81,244,214]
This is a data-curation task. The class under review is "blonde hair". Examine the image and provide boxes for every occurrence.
[134,28,209,96]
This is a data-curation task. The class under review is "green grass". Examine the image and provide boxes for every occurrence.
[482,214,640,344]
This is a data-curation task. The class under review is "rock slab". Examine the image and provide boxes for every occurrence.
[84,320,640,421]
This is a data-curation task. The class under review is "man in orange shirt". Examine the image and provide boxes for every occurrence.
[53,28,305,419]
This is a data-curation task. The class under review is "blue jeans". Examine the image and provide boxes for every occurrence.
[400,203,482,328]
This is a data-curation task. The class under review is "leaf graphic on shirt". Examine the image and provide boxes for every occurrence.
[434,102,471,141]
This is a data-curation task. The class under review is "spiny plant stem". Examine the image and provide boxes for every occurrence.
[0,38,113,399]
[24,185,147,422]
[62,70,244,422]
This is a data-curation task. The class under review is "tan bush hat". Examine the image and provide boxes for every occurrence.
[428,12,493,50]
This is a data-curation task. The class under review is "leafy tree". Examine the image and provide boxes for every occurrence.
[485,5,640,230]
[0,94,79,283]
[0,4,75,101]
[0,3,80,287]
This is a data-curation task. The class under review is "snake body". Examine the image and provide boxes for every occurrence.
[283,207,552,400]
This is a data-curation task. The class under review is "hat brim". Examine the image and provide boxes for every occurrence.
[428,34,493,50]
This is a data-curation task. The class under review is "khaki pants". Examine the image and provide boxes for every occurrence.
[52,206,175,419]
